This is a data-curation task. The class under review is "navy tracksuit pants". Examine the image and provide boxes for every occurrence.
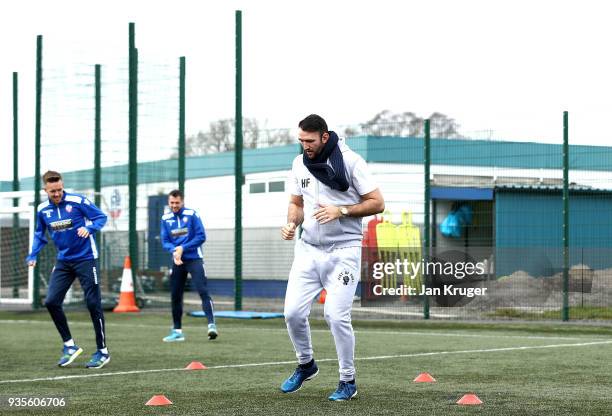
[170,258,215,328]
[44,259,107,350]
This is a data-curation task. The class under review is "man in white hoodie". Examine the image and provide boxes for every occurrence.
[280,114,385,401]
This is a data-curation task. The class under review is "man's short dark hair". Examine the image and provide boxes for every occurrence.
[298,114,328,137]
[42,170,62,184]
[168,189,184,199]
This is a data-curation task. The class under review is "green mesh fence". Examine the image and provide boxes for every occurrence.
[6,110,612,322]
[2,34,184,311]
[356,119,612,321]
[0,215,30,302]
[2,30,611,322]
[567,136,612,320]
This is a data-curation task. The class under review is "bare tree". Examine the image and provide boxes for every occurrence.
[354,110,462,138]
[244,118,260,149]
[207,119,234,153]
[428,112,462,138]
[343,126,359,137]
[184,131,208,156]
[263,128,293,147]
[183,118,295,156]
[180,111,463,157]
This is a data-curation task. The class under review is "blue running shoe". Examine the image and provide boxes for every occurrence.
[163,329,185,342]
[85,350,110,369]
[328,380,358,401]
[57,345,83,367]
[207,323,218,340]
[280,361,319,393]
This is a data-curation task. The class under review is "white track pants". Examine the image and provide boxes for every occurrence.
[284,240,361,382]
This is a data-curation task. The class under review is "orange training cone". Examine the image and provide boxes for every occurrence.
[113,256,140,312]
[185,361,208,370]
[457,394,483,405]
[318,289,327,304]
[145,395,173,406]
[414,372,436,383]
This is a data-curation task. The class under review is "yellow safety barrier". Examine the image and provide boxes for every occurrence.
[375,211,422,293]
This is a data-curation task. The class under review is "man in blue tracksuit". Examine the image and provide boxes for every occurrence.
[160,189,217,342]
[26,171,109,368]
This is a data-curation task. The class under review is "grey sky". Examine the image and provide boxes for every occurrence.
[1,0,611,180]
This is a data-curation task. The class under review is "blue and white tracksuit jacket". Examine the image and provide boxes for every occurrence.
[27,192,107,262]
[160,207,206,260]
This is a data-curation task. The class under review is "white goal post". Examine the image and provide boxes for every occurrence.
[0,193,35,305]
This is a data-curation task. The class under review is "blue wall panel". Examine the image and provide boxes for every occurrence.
[495,190,612,277]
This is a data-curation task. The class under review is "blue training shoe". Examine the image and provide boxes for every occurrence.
[328,380,358,401]
[85,350,110,369]
[163,329,185,342]
[280,361,319,393]
[57,345,83,367]
[207,323,218,340]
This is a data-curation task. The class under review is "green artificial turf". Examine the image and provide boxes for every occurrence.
[1,310,612,415]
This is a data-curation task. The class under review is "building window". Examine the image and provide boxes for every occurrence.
[268,181,285,192]
[249,183,266,193]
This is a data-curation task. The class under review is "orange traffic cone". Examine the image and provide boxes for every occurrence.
[414,372,436,383]
[113,256,140,312]
[145,395,172,406]
[457,394,483,405]
[318,289,327,304]
[185,361,208,370]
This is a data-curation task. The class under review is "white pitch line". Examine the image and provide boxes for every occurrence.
[214,327,604,342]
[1,340,611,385]
[355,339,612,360]
[0,319,600,341]
[359,330,589,341]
